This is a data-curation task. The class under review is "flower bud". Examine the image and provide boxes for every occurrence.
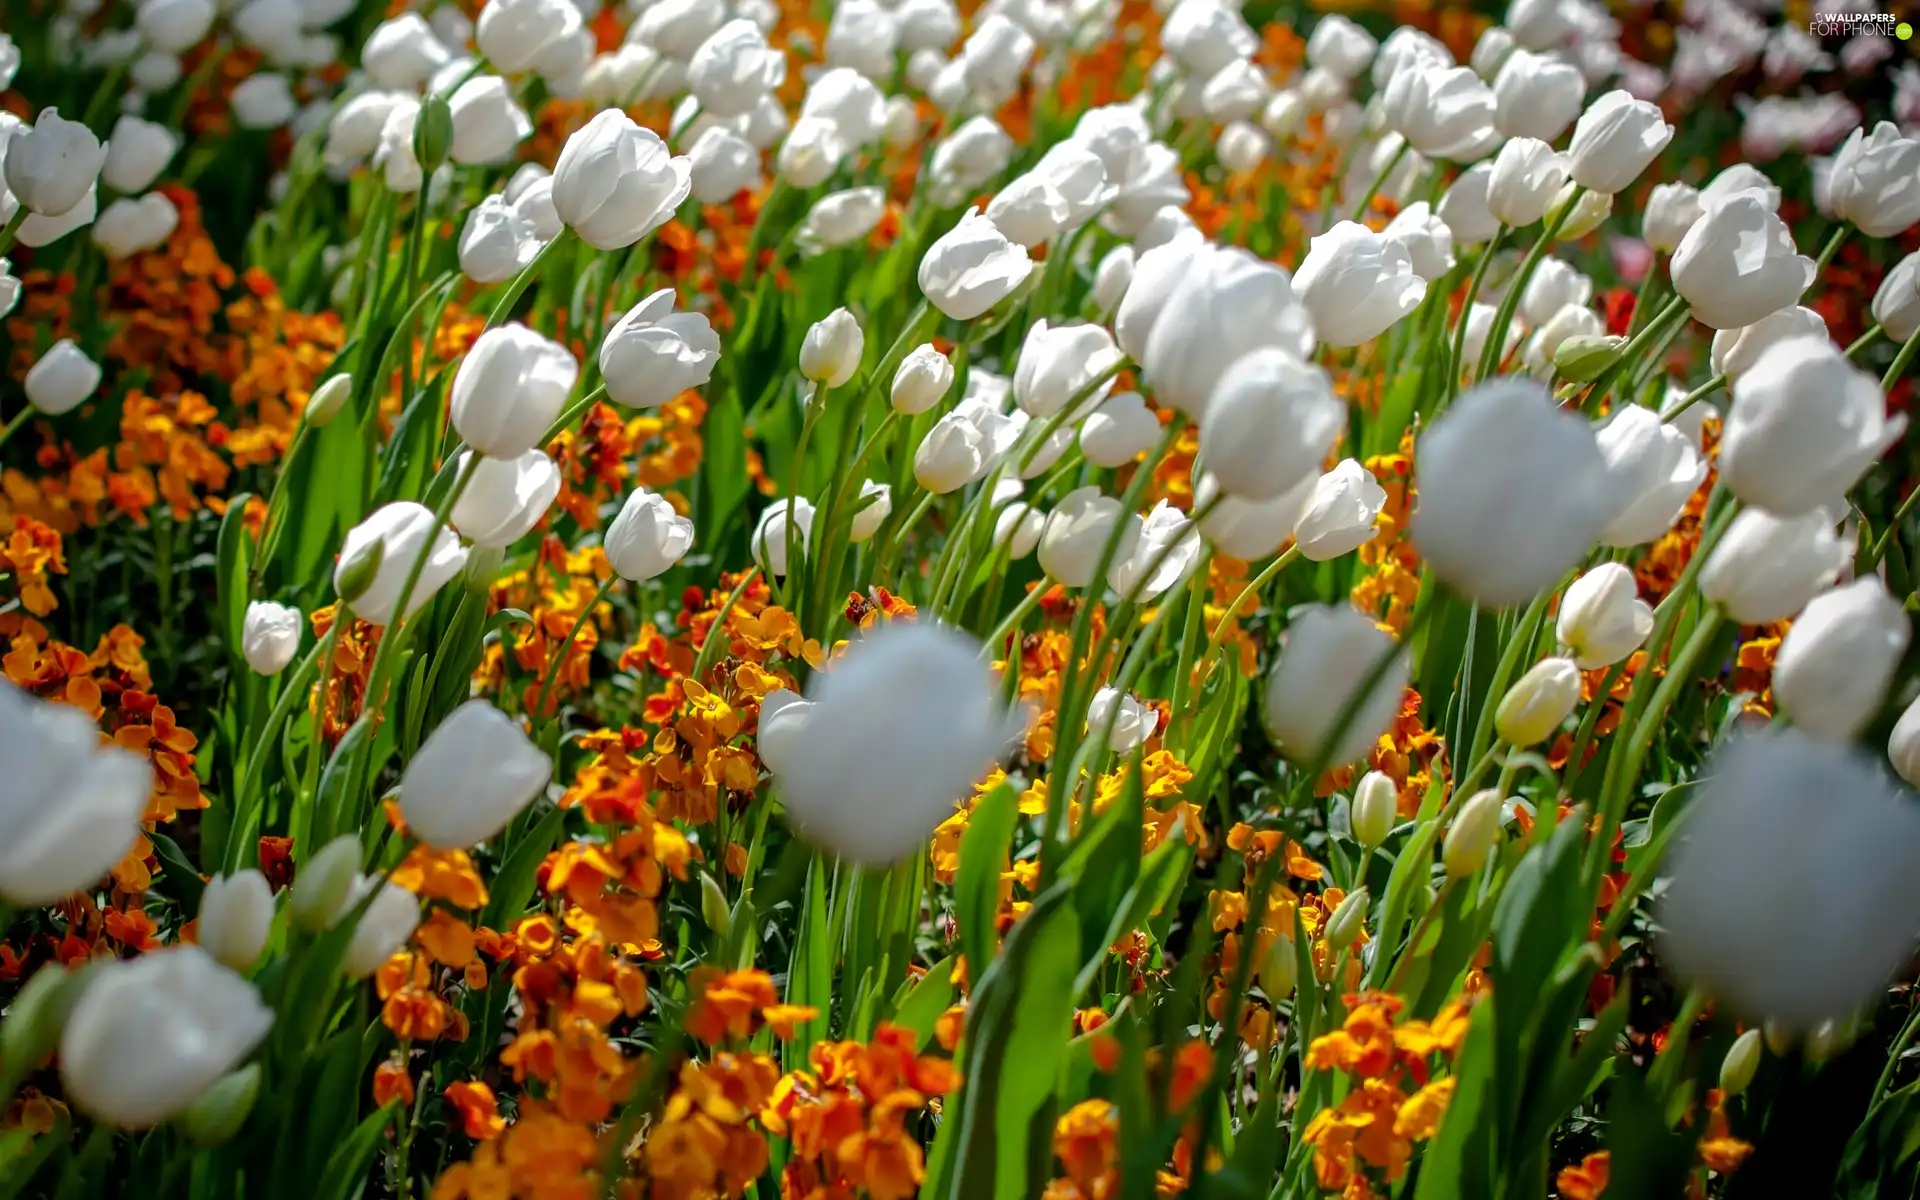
[1556,563,1652,670]
[2,964,85,1072]
[891,344,954,415]
[179,1063,261,1147]
[849,481,891,544]
[1350,770,1397,848]
[4,108,106,218]
[919,207,1033,321]
[752,499,813,579]
[332,536,385,607]
[290,834,361,930]
[1263,605,1409,768]
[699,871,732,937]
[102,114,178,194]
[1566,90,1672,195]
[799,308,864,389]
[1773,577,1910,744]
[1889,694,1920,789]
[1294,221,1427,348]
[552,110,691,251]
[1805,1019,1851,1064]
[1549,184,1613,240]
[1671,192,1815,331]
[605,488,695,583]
[411,92,454,173]
[305,373,352,427]
[1552,334,1624,383]
[1325,887,1369,951]
[1495,656,1581,748]
[1259,936,1298,998]
[24,339,103,416]
[1444,789,1503,878]
[240,601,301,676]
[1720,1028,1763,1096]
[1038,486,1137,590]
[449,324,578,460]
[600,288,721,410]
[1487,136,1568,228]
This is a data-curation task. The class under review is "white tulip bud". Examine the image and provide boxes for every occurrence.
[289,835,361,930]
[1350,770,1397,848]
[799,307,864,389]
[401,701,551,849]
[1494,656,1581,748]
[4,108,105,218]
[1889,694,1920,789]
[1556,563,1653,670]
[605,488,695,582]
[304,374,352,427]
[1444,789,1504,878]
[240,601,301,676]
[196,871,274,971]
[891,344,954,415]
[1720,1028,1763,1096]
[1324,886,1370,950]
[1259,935,1298,998]
[24,339,103,415]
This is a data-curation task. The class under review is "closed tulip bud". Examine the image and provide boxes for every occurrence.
[598,288,721,410]
[1196,470,1317,562]
[1039,486,1137,589]
[1079,391,1159,469]
[136,0,215,55]
[333,502,467,625]
[1496,657,1582,748]
[1671,192,1815,330]
[1013,320,1121,419]
[892,345,955,415]
[1642,181,1703,253]
[775,116,844,188]
[1293,459,1387,561]
[698,870,732,937]
[342,876,421,978]
[1350,770,1397,848]
[1594,406,1705,548]
[752,498,814,578]
[605,488,694,582]
[994,501,1045,560]
[289,835,360,930]
[446,77,531,166]
[1888,696,1920,788]
[1700,508,1849,626]
[798,187,886,254]
[475,0,582,74]
[196,870,274,971]
[1296,221,1427,346]
[919,208,1033,322]
[1131,243,1316,424]
[1324,887,1370,950]
[986,141,1111,248]
[1661,729,1920,1025]
[325,91,407,169]
[1259,935,1298,998]
[1556,564,1652,670]
[24,339,102,415]
[1444,789,1504,878]
[1197,349,1344,505]
[1773,578,1911,744]
[958,13,1036,109]
[2,965,85,1072]
[232,72,298,131]
[1523,306,1602,379]
[458,194,541,285]
[1436,161,1498,245]
[1871,252,1920,344]
[401,701,551,848]
[823,0,898,79]
[1486,137,1568,228]
[926,116,1013,206]
[1215,121,1270,174]
[1720,1029,1764,1097]
[1090,246,1134,317]
[400,90,449,172]
[1548,184,1612,241]
[552,110,691,251]
[1381,64,1499,162]
[1829,122,1920,238]
[60,947,272,1129]
[1307,14,1376,81]
[1382,201,1455,281]
[1261,89,1308,141]
[0,683,151,907]
[1709,306,1829,383]
[94,192,180,260]
[800,308,864,389]
[1551,333,1623,382]
[3,108,104,219]
[179,1063,261,1147]
[101,115,177,194]
[1414,379,1616,607]
[449,324,578,459]
[849,481,892,543]
[631,0,724,59]
[240,601,301,676]
[1491,48,1583,143]
[1520,258,1593,327]
[1719,339,1902,517]
[770,622,1018,864]
[688,20,786,118]
[1566,90,1672,194]
[448,449,560,549]
[1263,604,1409,768]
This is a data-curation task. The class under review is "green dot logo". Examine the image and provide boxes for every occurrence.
[1901,21,1914,39]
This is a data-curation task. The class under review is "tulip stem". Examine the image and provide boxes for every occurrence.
[1476,194,1579,383]
[532,573,619,728]
[0,207,27,260]
[1165,548,1214,747]
[537,383,609,446]
[872,490,936,589]
[229,640,326,872]
[1447,226,1506,399]
[1658,373,1724,422]
[981,577,1053,660]
[0,407,30,453]
[1349,140,1408,224]
[484,229,572,329]
[783,387,822,622]
[1199,546,1301,679]
[1845,323,1883,360]
[1811,223,1851,282]
[1864,475,1920,575]
[1873,997,1920,1099]
[1880,321,1920,394]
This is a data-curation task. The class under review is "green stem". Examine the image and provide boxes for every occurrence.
[1477,195,1579,382]
[1447,226,1507,399]
[0,407,31,453]
[229,641,325,871]
[1874,997,1920,1100]
[1880,321,1920,393]
[485,229,573,329]
[532,574,618,725]
[1865,480,1920,575]
[782,389,823,620]
[981,576,1053,658]
[360,453,484,714]
[1165,549,1213,742]
[0,208,27,261]
[1845,323,1883,360]
[872,490,937,588]
[1199,546,1300,673]
[1811,224,1851,282]
[1349,140,1409,223]
[1659,373,1725,422]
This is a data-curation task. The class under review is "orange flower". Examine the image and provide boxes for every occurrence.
[373,1060,416,1110]
[1556,1150,1610,1199]
[444,1081,505,1141]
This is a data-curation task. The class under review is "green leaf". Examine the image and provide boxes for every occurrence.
[312,1102,400,1200]
[215,490,256,659]
[955,781,1019,976]
[951,885,1081,1200]
[1490,816,1589,1146]
[1838,1079,1920,1199]
[891,952,958,1049]
[1413,998,1497,1199]
[150,831,206,912]
[309,714,377,852]
[1074,838,1189,998]
[786,856,833,1069]
[479,803,567,931]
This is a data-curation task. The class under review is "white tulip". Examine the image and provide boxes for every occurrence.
[1307,14,1377,82]
[457,194,542,285]
[3,108,105,218]
[1090,245,1134,316]
[1263,604,1410,767]
[1039,485,1138,589]
[1195,471,1317,562]
[196,871,274,971]
[1133,243,1316,422]
[136,0,216,54]
[1372,26,1452,89]
[1670,190,1815,330]
[914,412,989,494]
[1199,348,1345,502]
[1719,339,1903,518]
[60,947,272,1128]
[1109,500,1200,602]
[631,0,725,58]
[1700,164,1781,214]
[599,288,721,409]
[891,345,955,415]
[101,115,177,194]
[849,480,891,543]
[1079,391,1160,469]
[1661,729,1920,1026]
[1888,696,1920,788]
[1293,459,1387,561]
[446,75,531,164]
[1828,121,1920,238]
[1382,201,1455,281]
[325,91,407,170]
[401,700,551,848]
[605,488,695,582]
[232,72,297,130]
[1413,378,1617,607]
[1436,162,1498,246]
[686,19,786,118]
[756,689,812,777]
[342,876,421,978]
[475,0,583,75]
[0,681,151,906]
[334,502,469,626]
[799,187,886,253]
[1491,48,1585,143]
[1774,578,1911,744]
[1871,251,1920,344]
[448,449,560,549]
[1215,120,1270,174]
[1594,406,1705,547]
[449,324,578,459]
[1699,508,1850,626]
[1013,319,1121,419]
[918,208,1033,321]
[1088,687,1156,755]
[1486,136,1568,227]
[994,501,1045,560]
[823,0,898,79]
[1643,181,1703,253]
[241,600,302,675]
[985,140,1110,248]
[752,498,814,578]
[958,13,1035,110]
[1556,563,1652,669]
[551,109,692,251]
[1295,220,1428,345]
[926,116,1014,205]
[24,338,102,415]
[1709,306,1828,382]
[1381,64,1500,162]
[1566,89,1673,194]
[800,308,865,389]
[1519,258,1593,327]
[1494,656,1582,748]
[1443,789,1504,878]
[770,622,1017,864]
